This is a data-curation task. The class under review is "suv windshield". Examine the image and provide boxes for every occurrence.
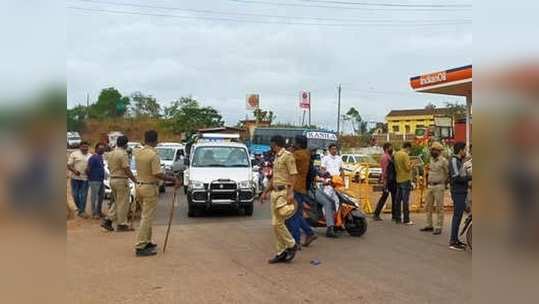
[354,155,377,164]
[156,147,176,161]
[192,146,250,168]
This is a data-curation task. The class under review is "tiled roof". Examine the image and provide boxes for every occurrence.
[386,108,450,117]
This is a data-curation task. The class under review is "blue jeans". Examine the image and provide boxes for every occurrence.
[71,179,89,215]
[89,181,105,216]
[286,192,315,245]
[395,181,411,223]
[450,192,467,243]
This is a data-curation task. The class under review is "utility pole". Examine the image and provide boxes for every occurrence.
[308,92,312,127]
[337,84,342,136]
[86,93,90,119]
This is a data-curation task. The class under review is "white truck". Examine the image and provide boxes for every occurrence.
[183,141,257,217]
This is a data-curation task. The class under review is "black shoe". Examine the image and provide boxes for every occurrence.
[432,228,442,235]
[136,247,157,257]
[420,226,434,232]
[372,215,383,221]
[145,242,158,250]
[268,251,287,264]
[101,219,113,232]
[326,226,338,238]
[283,245,298,263]
[302,234,318,247]
[449,242,466,251]
[457,241,467,248]
[117,224,134,232]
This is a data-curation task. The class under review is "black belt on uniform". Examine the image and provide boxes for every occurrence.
[273,185,288,191]
[110,176,128,179]
[428,182,442,186]
[137,182,158,185]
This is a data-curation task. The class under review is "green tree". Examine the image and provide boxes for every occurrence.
[90,87,130,119]
[162,96,224,135]
[131,92,161,118]
[344,107,367,135]
[67,105,88,131]
[253,108,276,124]
[444,101,466,121]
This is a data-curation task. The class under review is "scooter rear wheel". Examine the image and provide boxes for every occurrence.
[345,214,368,237]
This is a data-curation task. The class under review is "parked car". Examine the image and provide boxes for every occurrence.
[156,143,185,186]
[67,131,81,148]
[183,141,257,217]
[341,153,382,183]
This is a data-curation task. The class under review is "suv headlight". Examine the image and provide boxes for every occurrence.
[189,180,205,190]
[238,180,252,189]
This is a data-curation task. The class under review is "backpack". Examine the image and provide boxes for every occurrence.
[386,157,397,186]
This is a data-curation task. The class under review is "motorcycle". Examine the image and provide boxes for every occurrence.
[303,184,368,237]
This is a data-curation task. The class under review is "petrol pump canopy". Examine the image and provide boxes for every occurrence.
[410,65,472,96]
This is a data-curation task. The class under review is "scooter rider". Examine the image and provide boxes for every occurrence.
[319,143,343,238]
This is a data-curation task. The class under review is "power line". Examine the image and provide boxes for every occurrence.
[297,0,471,8]
[67,6,471,27]
[75,0,471,23]
[227,0,471,11]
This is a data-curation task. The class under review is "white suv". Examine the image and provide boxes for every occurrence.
[183,142,257,217]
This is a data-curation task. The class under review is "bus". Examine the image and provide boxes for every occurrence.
[249,127,337,154]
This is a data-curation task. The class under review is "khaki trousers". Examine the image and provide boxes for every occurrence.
[425,184,445,229]
[109,178,130,226]
[135,184,159,249]
[270,189,296,255]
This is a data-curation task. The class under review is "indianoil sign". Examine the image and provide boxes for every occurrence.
[420,71,447,86]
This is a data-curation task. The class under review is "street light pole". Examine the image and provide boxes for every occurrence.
[337,84,342,136]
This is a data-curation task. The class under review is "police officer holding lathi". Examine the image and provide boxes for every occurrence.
[133,130,181,257]
[261,135,298,264]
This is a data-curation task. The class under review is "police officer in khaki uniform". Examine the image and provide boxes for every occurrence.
[134,130,181,257]
[261,135,298,264]
[420,142,449,235]
[101,136,138,232]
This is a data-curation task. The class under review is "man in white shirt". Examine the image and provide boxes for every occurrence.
[67,141,91,218]
[319,143,342,238]
[321,144,342,177]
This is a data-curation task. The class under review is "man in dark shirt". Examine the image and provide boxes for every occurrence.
[285,135,317,248]
[448,142,472,251]
[87,143,106,219]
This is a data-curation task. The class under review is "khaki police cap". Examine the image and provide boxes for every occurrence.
[430,142,444,151]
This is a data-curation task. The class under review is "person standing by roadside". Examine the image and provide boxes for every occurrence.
[285,135,318,248]
[448,142,471,251]
[373,143,397,221]
[420,142,449,235]
[261,135,298,264]
[134,130,181,257]
[393,142,413,225]
[87,143,106,219]
[67,141,91,218]
[101,136,137,232]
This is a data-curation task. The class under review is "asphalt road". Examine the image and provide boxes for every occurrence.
[67,186,471,304]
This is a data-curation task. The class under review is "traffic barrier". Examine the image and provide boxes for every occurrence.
[343,162,429,214]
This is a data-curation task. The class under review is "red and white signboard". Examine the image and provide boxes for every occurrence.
[299,91,310,109]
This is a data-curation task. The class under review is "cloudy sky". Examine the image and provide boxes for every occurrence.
[67,0,472,131]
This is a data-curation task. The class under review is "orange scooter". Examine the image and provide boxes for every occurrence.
[303,176,368,237]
